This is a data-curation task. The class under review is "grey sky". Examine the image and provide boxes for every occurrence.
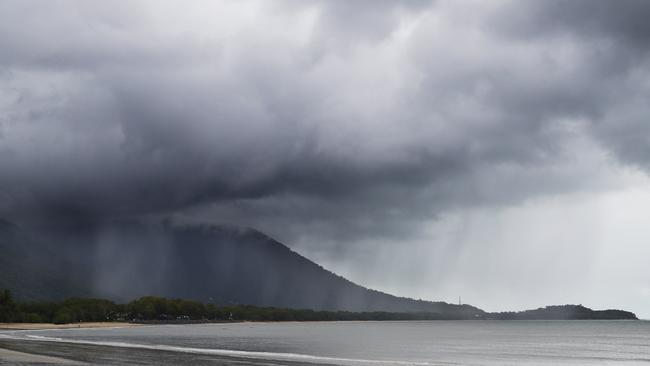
[1,0,650,317]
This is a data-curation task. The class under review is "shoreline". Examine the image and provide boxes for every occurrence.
[1,320,646,365]
[0,338,324,366]
[0,322,140,330]
[1,318,643,331]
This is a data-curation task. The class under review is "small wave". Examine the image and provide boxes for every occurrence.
[22,334,435,366]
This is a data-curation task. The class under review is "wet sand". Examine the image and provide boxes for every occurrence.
[0,345,83,365]
[0,339,328,366]
[0,322,330,365]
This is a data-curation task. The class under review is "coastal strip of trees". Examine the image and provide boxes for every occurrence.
[0,289,468,323]
[0,289,637,323]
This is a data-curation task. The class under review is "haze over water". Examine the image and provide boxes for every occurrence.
[4,321,649,365]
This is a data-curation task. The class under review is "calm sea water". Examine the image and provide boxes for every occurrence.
[4,320,650,365]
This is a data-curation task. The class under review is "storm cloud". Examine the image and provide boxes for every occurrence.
[1,1,650,315]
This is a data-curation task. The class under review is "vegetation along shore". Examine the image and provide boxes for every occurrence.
[0,289,636,325]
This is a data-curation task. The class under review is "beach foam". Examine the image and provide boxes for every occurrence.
[18,334,434,366]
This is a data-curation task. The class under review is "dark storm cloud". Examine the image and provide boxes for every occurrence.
[493,0,650,47]
[1,0,649,243]
[489,0,650,173]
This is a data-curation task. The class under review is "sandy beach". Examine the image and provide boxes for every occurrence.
[0,346,82,365]
[0,322,139,330]
[0,323,141,364]
[0,338,316,365]
[0,322,316,365]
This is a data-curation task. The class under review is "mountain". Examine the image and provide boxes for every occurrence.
[0,219,482,317]
[0,219,637,320]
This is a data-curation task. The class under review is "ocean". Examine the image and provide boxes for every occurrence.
[1,320,649,365]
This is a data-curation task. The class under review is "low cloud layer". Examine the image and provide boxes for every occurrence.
[1,0,650,315]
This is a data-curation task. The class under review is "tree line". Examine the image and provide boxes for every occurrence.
[0,289,467,324]
[1,289,636,323]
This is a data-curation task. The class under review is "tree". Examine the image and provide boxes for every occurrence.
[53,308,75,324]
[0,289,17,322]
